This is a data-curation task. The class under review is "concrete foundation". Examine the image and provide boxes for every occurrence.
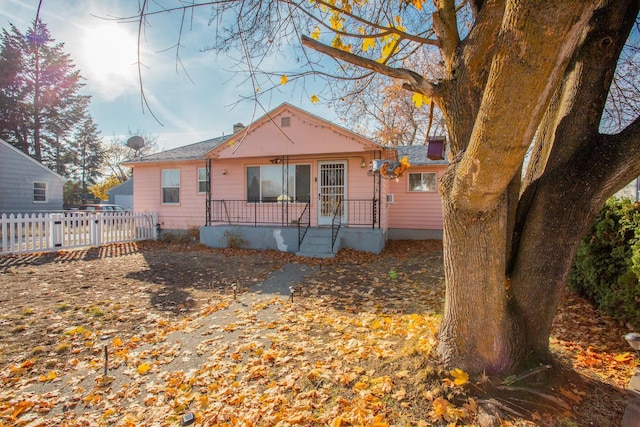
[200,225,386,255]
[387,228,443,240]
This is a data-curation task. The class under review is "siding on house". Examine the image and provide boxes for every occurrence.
[124,105,448,244]
[125,135,230,231]
[209,107,381,159]
[205,104,389,230]
[386,165,446,239]
[210,155,380,227]
[133,161,209,230]
[0,138,65,214]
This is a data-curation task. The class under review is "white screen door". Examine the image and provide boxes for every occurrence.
[318,161,346,225]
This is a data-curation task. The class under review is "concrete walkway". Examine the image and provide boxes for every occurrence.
[250,263,318,296]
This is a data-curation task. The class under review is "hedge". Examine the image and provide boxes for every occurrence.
[569,198,640,327]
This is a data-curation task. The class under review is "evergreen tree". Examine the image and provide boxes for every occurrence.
[70,117,103,195]
[0,20,90,170]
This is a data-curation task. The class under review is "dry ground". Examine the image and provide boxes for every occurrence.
[0,239,635,426]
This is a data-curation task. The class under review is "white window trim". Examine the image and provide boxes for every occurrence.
[33,181,47,203]
[161,169,180,205]
[197,167,207,194]
[408,172,437,192]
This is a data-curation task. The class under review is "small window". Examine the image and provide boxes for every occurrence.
[33,182,47,202]
[408,172,437,192]
[162,169,180,204]
[198,168,207,193]
[281,116,291,127]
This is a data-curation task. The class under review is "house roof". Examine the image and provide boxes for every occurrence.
[206,103,386,159]
[122,135,231,165]
[394,143,449,166]
[119,104,449,167]
[0,138,66,181]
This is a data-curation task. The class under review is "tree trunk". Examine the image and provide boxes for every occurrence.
[436,0,640,374]
[437,181,524,374]
[295,0,638,375]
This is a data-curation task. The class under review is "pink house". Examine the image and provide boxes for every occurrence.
[124,104,447,256]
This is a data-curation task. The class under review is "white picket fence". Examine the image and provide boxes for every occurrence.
[0,211,158,256]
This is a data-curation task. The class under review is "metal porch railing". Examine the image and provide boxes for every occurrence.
[207,199,380,229]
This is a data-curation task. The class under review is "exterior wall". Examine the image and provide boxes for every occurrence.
[210,154,382,228]
[201,225,299,252]
[107,179,134,210]
[200,225,386,254]
[386,165,446,239]
[0,139,65,214]
[132,160,207,231]
[335,227,386,254]
[211,107,380,159]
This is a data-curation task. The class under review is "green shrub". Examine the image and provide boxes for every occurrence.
[569,198,640,326]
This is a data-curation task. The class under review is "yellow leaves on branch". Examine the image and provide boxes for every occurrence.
[362,37,376,52]
[310,94,320,103]
[311,26,321,40]
[412,92,431,108]
[329,12,344,31]
[280,75,288,85]
[331,34,352,52]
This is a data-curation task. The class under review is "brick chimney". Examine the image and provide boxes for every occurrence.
[233,123,245,134]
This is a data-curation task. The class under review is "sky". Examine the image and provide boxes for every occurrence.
[0,0,337,151]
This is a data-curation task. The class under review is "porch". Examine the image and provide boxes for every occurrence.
[201,199,385,257]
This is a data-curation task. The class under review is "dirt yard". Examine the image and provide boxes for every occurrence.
[0,240,634,426]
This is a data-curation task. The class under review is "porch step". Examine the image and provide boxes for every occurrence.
[296,228,335,258]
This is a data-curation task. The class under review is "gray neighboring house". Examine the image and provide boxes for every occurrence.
[107,178,134,210]
[0,138,65,214]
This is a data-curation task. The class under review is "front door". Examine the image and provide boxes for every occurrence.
[318,161,347,226]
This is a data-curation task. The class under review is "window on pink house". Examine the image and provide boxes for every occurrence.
[246,164,310,203]
[198,168,207,193]
[408,172,437,192]
[162,169,180,204]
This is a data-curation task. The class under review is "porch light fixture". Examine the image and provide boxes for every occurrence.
[222,169,227,175]
[360,157,367,168]
[626,332,640,357]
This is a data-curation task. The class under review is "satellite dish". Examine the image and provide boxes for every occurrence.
[126,136,145,151]
[126,136,145,159]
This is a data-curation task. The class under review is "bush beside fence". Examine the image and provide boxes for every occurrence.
[569,198,640,327]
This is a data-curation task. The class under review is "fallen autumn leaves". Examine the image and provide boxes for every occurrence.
[0,240,634,426]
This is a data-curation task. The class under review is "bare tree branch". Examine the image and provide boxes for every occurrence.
[301,34,436,96]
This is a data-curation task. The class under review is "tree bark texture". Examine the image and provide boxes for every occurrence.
[437,0,640,374]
